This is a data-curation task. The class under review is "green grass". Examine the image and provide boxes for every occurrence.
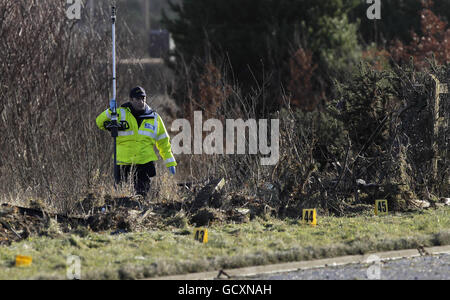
[0,207,449,279]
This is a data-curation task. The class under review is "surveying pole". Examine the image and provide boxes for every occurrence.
[109,5,120,185]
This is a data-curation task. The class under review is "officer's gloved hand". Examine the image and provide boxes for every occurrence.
[104,121,112,131]
[168,166,176,175]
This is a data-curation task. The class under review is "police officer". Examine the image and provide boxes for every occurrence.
[96,86,176,198]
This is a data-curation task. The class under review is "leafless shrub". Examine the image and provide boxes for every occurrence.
[2,1,447,218]
[0,0,151,213]
[173,51,449,217]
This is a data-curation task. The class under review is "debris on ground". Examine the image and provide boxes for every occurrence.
[190,207,224,227]
[0,177,447,245]
[0,204,85,246]
[439,198,450,206]
[409,199,431,209]
[192,178,226,209]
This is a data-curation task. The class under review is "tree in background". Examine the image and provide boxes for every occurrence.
[352,0,450,47]
[163,0,362,115]
[288,48,319,111]
[82,0,181,58]
[352,0,423,46]
[390,0,450,68]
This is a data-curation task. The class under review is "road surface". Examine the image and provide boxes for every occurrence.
[247,253,450,280]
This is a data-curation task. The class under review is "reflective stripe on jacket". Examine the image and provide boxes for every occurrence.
[96,106,177,167]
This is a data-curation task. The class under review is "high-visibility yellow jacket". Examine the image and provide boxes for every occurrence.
[96,104,177,167]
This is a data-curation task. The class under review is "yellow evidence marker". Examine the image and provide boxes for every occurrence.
[375,199,388,216]
[15,255,32,267]
[194,228,208,243]
[302,209,317,226]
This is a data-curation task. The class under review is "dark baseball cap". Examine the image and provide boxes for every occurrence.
[130,86,146,98]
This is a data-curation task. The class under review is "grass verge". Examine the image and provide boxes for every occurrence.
[0,207,449,279]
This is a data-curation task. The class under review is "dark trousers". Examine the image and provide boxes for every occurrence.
[115,161,156,197]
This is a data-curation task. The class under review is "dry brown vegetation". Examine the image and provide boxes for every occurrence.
[0,1,448,235]
[0,0,153,212]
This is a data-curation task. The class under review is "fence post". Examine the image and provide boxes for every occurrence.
[429,74,448,182]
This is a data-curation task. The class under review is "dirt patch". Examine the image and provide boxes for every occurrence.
[190,207,224,227]
[87,208,136,232]
[2,177,443,245]
[0,204,85,246]
[0,180,275,246]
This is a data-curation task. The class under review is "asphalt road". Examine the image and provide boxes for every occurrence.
[247,253,450,280]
